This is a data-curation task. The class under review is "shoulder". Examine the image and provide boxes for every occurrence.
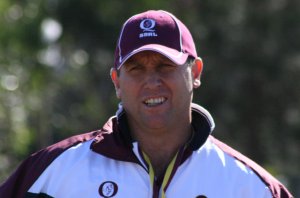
[207,136,293,198]
[0,130,100,198]
[28,130,100,169]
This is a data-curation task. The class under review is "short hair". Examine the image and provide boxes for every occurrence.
[185,56,196,67]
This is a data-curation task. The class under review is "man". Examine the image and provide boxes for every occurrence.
[0,10,293,198]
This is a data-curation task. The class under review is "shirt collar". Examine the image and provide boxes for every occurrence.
[116,102,215,151]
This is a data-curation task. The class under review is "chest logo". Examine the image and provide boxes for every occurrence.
[99,181,118,197]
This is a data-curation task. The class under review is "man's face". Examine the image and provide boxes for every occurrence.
[112,51,201,131]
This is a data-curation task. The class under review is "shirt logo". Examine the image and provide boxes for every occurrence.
[139,19,158,38]
[99,181,118,198]
[196,195,207,198]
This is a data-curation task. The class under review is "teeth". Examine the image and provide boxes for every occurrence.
[144,97,166,106]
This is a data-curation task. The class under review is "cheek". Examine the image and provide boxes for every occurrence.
[118,79,137,100]
[180,72,194,91]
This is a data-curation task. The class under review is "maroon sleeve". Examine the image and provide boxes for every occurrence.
[0,131,99,198]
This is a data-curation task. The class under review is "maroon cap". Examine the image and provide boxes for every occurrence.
[114,10,198,69]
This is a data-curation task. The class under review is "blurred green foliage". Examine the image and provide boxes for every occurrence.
[0,0,299,196]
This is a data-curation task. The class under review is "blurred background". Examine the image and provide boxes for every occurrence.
[0,0,299,196]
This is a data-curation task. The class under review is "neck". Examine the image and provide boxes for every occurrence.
[130,122,192,177]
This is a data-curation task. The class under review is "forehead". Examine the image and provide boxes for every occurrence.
[124,51,175,65]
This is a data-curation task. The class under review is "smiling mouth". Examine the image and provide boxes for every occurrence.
[143,97,166,107]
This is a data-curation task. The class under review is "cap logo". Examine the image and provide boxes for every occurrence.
[139,19,158,38]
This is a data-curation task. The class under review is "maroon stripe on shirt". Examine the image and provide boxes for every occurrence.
[0,131,99,198]
[209,136,293,198]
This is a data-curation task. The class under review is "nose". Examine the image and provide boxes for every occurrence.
[144,71,162,89]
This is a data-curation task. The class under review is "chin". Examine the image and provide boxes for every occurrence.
[142,117,169,129]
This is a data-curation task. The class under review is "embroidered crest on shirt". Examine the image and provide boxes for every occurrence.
[98,181,118,198]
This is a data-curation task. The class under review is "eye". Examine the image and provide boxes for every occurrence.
[125,64,144,73]
[159,63,176,72]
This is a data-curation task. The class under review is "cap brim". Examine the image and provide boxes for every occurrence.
[116,44,189,70]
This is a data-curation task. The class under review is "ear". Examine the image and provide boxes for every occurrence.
[110,68,121,99]
[192,57,203,88]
